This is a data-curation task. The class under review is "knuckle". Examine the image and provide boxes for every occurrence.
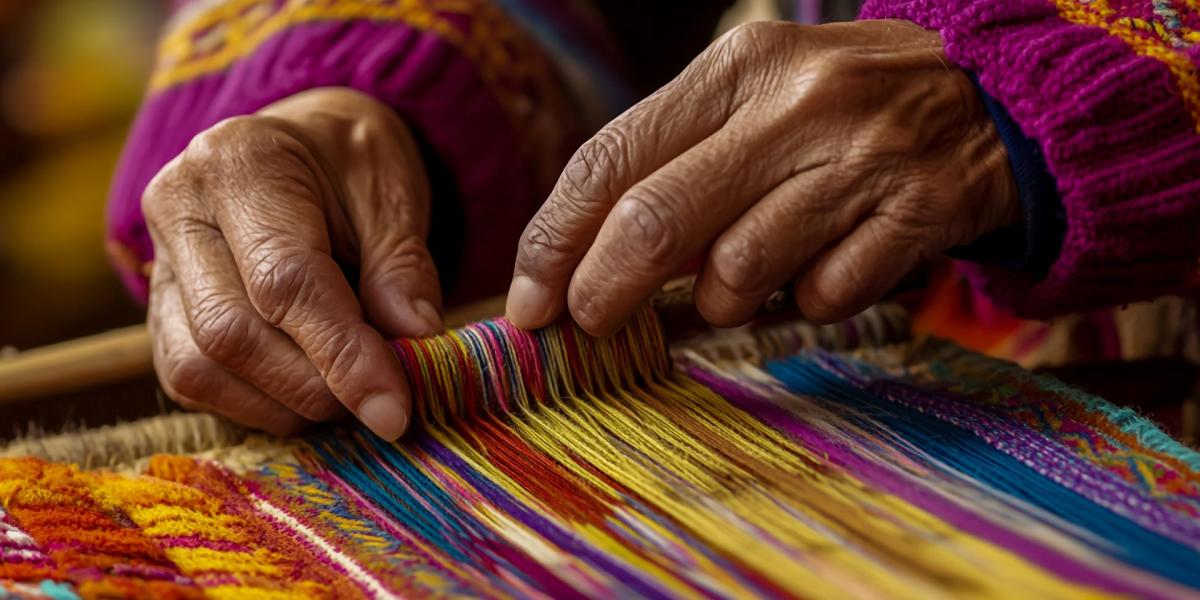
[518,219,573,273]
[801,274,857,323]
[711,233,771,296]
[190,297,258,366]
[245,248,320,326]
[562,128,629,201]
[288,379,343,422]
[878,194,943,248]
[718,21,786,59]
[142,157,198,225]
[188,115,269,160]
[611,189,683,265]
[143,115,287,226]
[183,115,306,192]
[160,351,215,402]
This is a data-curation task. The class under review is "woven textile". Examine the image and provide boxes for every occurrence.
[1,310,1198,599]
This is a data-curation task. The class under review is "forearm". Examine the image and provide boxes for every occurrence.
[862,0,1200,317]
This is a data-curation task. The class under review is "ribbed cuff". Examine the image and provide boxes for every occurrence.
[948,74,1064,279]
[862,0,1200,318]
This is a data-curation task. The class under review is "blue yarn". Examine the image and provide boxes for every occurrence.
[326,430,674,599]
[257,461,478,593]
[309,435,475,563]
[766,356,1200,588]
[313,433,561,599]
[410,430,681,600]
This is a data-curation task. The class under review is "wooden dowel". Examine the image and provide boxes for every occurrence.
[0,295,511,405]
[0,325,154,404]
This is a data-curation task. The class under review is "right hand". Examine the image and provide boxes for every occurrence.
[142,88,442,440]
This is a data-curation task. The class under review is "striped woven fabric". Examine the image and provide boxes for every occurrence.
[0,309,1197,599]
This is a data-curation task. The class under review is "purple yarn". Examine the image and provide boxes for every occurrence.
[686,364,1177,599]
[806,353,1200,548]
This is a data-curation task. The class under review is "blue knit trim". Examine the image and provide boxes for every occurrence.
[948,74,1065,279]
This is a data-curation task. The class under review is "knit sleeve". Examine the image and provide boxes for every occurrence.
[860,0,1200,318]
[106,0,606,306]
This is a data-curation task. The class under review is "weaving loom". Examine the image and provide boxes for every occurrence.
[0,304,1198,599]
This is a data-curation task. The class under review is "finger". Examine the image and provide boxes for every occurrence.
[792,215,928,323]
[693,167,872,326]
[358,234,443,339]
[148,265,309,435]
[327,109,444,339]
[565,127,784,336]
[147,202,345,423]
[507,45,737,330]
[212,163,413,441]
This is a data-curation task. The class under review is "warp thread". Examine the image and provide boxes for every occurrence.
[0,309,1195,599]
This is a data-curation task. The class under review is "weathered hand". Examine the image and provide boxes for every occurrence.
[143,88,441,439]
[508,20,1018,335]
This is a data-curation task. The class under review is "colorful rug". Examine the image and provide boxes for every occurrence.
[0,308,1197,599]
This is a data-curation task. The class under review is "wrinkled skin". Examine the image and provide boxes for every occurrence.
[144,88,440,440]
[144,20,1018,439]
[506,20,1018,336]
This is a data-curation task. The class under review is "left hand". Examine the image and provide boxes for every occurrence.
[506,20,1019,335]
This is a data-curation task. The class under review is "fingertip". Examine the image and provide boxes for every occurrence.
[357,391,411,441]
[330,323,416,440]
[364,293,443,339]
[792,273,855,324]
[357,239,444,338]
[412,298,443,334]
[694,273,759,329]
[566,288,623,338]
[506,275,559,330]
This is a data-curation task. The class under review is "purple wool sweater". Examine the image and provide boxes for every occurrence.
[862,0,1200,318]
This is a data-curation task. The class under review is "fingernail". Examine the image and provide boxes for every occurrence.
[412,299,443,334]
[506,275,553,329]
[358,393,409,441]
[390,297,440,338]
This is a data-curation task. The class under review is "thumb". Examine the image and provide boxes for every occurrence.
[358,234,444,338]
[275,88,443,339]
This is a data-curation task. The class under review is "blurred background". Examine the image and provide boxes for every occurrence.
[0,0,165,351]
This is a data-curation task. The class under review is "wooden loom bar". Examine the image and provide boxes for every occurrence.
[0,325,154,404]
[0,295,509,405]
[0,277,716,404]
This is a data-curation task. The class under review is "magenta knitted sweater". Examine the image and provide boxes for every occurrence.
[862,0,1200,318]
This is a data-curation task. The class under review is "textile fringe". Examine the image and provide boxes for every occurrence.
[670,303,910,365]
[859,338,1200,471]
[0,413,247,471]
